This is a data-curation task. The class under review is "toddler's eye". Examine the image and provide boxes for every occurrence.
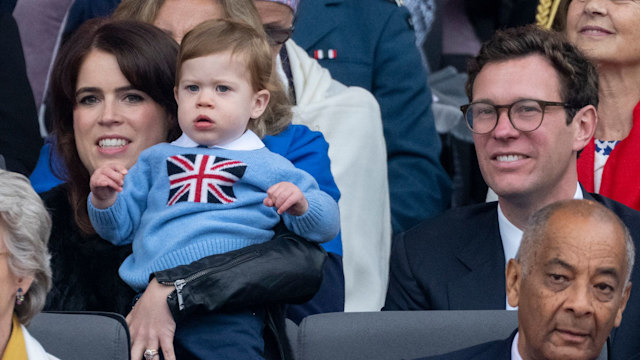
[186,85,199,92]
[216,85,230,93]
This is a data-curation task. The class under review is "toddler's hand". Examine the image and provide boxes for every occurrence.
[90,163,128,209]
[264,182,309,216]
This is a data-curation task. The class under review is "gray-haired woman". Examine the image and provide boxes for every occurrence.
[0,169,56,359]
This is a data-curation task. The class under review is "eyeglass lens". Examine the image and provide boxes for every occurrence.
[465,100,545,134]
[264,26,293,45]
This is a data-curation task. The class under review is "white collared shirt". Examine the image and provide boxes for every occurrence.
[499,183,583,310]
[511,331,523,360]
[171,130,265,151]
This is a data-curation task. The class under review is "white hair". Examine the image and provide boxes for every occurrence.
[0,169,52,325]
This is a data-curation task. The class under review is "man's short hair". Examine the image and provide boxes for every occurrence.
[466,24,599,123]
[517,199,635,285]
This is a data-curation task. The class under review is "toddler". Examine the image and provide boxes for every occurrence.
[88,19,339,359]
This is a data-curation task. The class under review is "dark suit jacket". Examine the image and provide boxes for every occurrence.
[385,190,640,359]
[0,11,42,176]
[293,0,451,233]
[417,330,516,360]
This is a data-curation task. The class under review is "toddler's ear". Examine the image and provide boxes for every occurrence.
[174,86,180,103]
[250,90,270,119]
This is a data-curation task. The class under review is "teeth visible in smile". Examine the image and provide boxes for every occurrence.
[99,138,128,148]
[497,155,525,162]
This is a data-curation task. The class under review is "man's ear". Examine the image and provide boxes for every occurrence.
[571,105,597,152]
[250,90,270,119]
[506,258,522,308]
[615,282,632,327]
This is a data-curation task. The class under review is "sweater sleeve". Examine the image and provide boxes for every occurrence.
[282,189,340,243]
[263,124,342,253]
[262,124,340,202]
[269,158,340,243]
[87,149,155,245]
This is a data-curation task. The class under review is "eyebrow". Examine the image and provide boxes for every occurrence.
[547,258,621,279]
[471,97,531,105]
[594,267,620,279]
[75,85,137,96]
[546,258,575,272]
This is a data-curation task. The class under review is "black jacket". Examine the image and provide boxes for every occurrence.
[42,184,326,359]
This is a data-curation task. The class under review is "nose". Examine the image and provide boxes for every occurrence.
[564,283,594,317]
[491,108,519,140]
[196,88,215,108]
[98,99,123,126]
[583,0,608,16]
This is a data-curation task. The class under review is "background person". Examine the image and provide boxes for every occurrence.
[0,169,55,359]
[0,7,42,177]
[293,0,452,233]
[563,0,640,211]
[418,199,633,360]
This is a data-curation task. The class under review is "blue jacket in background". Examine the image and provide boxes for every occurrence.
[293,0,452,233]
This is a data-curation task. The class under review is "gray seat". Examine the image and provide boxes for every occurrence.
[28,311,130,360]
[288,310,607,360]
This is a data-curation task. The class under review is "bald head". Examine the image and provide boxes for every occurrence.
[517,199,634,285]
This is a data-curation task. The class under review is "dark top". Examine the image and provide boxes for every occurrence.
[42,184,135,314]
[0,11,42,176]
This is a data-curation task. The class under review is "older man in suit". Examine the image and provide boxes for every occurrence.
[384,25,640,360]
[419,199,633,360]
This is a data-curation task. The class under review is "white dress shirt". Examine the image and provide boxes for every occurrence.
[511,331,523,360]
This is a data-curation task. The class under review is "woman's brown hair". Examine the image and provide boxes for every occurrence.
[49,18,180,234]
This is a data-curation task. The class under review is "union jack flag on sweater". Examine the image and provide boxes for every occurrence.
[166,154,247,205]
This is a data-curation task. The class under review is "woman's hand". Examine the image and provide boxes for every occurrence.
[127,278,176,360]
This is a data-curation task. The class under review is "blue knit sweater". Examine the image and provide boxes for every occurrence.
[88,143,340,291]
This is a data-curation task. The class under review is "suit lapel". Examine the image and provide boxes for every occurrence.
[448,204,507,309]
[293,0,344,50]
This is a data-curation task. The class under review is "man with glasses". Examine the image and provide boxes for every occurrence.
[384,24,640,359]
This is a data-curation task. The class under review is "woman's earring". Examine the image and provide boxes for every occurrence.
[16,288,24,305]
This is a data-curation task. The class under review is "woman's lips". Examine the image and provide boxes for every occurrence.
[579,25,613,36]
[96,136,130,154]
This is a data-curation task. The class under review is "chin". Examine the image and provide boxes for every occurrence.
[488,181,529,199]
[541,345,598,360]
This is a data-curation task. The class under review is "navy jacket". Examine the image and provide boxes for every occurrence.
[293,0,452,233]
[417,330,516,360]
[0,11,42,176]
[384,190,640,360]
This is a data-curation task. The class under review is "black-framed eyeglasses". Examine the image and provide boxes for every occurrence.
[264,25,294,46]
[460,99,573,134]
